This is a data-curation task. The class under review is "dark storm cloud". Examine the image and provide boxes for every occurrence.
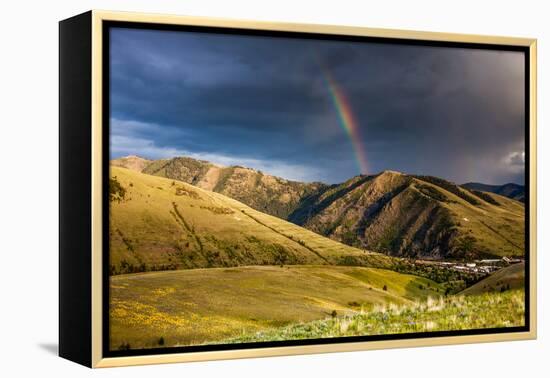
[110,27,525,185]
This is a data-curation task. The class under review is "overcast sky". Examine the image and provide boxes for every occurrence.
[110,27,525,185]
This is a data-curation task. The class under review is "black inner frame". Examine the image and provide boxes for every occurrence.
[102,20,531,359]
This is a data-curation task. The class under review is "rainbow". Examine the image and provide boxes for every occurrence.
[320,68,369,175]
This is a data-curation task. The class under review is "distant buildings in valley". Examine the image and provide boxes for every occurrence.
[412,256,523,276]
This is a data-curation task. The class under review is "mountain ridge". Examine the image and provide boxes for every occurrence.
[291,170,524,260]
[112,155,524,193]
[111,155,525,260]
[113,155,327,219]
[462,182,525,203]
[109,166,395,274]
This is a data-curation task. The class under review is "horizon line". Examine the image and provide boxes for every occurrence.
[110,153,524,187]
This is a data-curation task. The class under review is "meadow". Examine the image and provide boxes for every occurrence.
[110,265,443,350]
[108,165,526,351]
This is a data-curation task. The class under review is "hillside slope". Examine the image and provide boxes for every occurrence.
[289,171,525,260]
[226,289,524,344]
[460,262,525,295]
[110,265,443,349]
[111,156,525,260]
[109,166,393,274]
[136,156,327,219]
[462,182,525,203]
[111,155,152,172]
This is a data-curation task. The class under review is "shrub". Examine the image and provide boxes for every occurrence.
[109,176,126,202]
[331,310,338,318]
[200,205,234,215]
[118,342,131,350]
[175,186,201,199]
[383,285,388,291]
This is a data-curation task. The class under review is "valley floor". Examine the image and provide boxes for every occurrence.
[109,265,523,350]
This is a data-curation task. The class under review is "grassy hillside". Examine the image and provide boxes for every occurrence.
[111,157,525,260]
[225,290,525,343]
[109,166,394,274]
[290,171,525,260]
[108,165,526,351]
[137,156,326,219]
[111,155,152,172]
[461,263,525,295]
[110,265,444,349]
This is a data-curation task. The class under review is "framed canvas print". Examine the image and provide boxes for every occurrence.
[59,10,537,368]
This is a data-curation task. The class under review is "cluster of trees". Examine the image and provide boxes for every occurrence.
[109,176,126,202]
[416,184,453,203]
[393,261,481,282]
[118,337,165,351]
[110,260,179,275]
[468,189,501,206]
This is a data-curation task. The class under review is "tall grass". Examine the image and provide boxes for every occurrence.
[225,290,524,343]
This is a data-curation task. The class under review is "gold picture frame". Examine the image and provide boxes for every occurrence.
[59,9,537,368]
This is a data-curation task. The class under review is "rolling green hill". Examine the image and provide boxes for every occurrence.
[108,165,526,350]
[290,171,525,260]
[109,166,393,274]
[460,262,525,295]
[110,265,444,349]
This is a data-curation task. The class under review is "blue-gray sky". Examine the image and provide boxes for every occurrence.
[110,27,525,185]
